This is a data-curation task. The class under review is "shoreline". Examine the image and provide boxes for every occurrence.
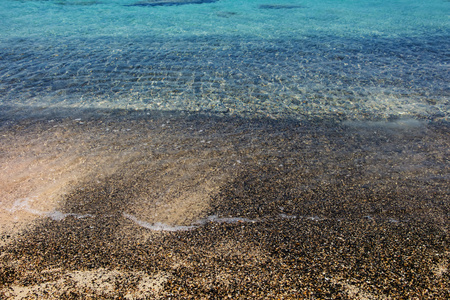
[1,108,449,299]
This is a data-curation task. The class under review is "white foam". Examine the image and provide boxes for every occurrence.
[306,216,325,222]
[123,213,258,232]
[6,197,47,216]
[45,211,68,221]
[123,213,196,231]
[200,215,256,224]
[6,198,93,221]
[343,119,425,130]
[280,213,297,219]
[7,197,35,213]
[47,211,93,221]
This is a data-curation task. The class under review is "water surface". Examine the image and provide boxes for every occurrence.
[0,1,449,299]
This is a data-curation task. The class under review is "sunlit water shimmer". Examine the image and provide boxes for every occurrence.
[1,1,449,299]
[1,0,449,120]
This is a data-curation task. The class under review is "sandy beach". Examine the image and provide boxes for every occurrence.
[0,108,448,299]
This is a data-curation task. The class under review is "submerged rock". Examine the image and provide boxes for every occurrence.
[215,11,238,18]
[258,4,305,10]
[126,0,218,7]
[55,0,102,5]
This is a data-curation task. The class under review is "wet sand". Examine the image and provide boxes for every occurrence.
[0,108,449,299]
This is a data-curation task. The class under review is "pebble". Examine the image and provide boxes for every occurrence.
[0,110,448,299]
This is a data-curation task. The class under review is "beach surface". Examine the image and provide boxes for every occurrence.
[1,108,448,299]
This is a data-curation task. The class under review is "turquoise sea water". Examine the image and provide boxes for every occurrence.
[1,0,448,120]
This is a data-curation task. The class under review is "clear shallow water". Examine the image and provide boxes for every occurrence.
[0,0,449,120]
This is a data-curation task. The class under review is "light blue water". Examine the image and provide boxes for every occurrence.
[0,0,449,120]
